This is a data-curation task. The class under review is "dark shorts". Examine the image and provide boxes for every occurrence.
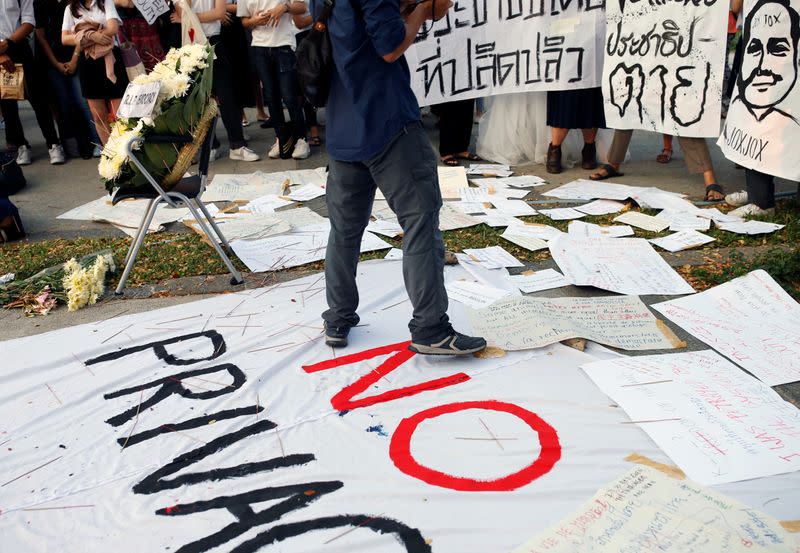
[79,47,129,100]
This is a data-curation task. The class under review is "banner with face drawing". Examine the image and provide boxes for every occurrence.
[601,0,729,136]
[719,0,800,180]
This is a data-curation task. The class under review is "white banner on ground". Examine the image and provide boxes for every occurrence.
[406,0,606,105]
[718,0,800,180]
[652,269,800,386]
[582,350,800,484]
[601,0,729,136]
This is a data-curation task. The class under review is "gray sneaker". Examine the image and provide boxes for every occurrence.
[409,331,487,356]
[324,322,351,348]
[16,145,31,166]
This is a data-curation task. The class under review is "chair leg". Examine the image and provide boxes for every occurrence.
[122,198,156,266]
[185,200,244,285]
[115,199,161,295]
[196,200,234,253]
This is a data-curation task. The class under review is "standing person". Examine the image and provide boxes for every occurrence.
[220,1,256,126]
[114,0,166,71]
[62,0,129,146]
[435,99,479,165]
[310,0,486,354]
[0,0,65,165]
[35,0,100,159]
[292,8,320,146]
[239,0,309,160]
[545,88,605,174]
[175,0,260,161]
[657,134,673,163]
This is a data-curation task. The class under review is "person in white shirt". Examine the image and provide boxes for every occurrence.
[173,0,260,161]
[239,0,309,160]
[62,0,130,146]
[0,0,65,165]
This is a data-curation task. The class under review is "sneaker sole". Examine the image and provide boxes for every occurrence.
[325,337,348,348]
[408,343,486,356]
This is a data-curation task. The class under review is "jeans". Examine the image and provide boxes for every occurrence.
[0,41,60,149]
[47,67,100,153]
[251,46,305,141]
[323,121,451,341]
[209,36,246,150]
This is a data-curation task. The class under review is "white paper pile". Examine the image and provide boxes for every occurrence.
[568,220,634,237]
[58,197,190,236]
[649,230,715,252]
[573,199,627,216]
[244,194,295,214]
[613,210,671,232]
[543,179,642,201]
[505,269,570,293]
[467,163,513,177]
[539,207,586,221]
[462,246,524,269]
[501,227,548,252]
[717,220,785,235]
[445,280,514,308]
[285,184,326,202]
[494,175,546,188]
[655,209,712,231]
[439,202,482,230]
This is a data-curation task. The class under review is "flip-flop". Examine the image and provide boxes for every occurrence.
[704,183,724,202]
[589,164,624,181]
[441,156,460,166]
[456,152,481,161]
[308,136,322,147]
[656,148,672,163]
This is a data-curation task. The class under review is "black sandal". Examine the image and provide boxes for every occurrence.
[441,156,460,166]
[704,183,724,202]
[456,152,481,161]
[589,163,624,181]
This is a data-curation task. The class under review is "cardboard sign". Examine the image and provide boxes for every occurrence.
[117,81,161,120]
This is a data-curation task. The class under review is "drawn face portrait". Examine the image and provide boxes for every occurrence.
[739,0,800,110]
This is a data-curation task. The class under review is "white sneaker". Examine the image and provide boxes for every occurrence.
[48,144,66,165]
[229,146,260,162]
[292,138,310,160]
[725,190,749,206]
[728,203,775,218]
[209,148,218,162]
[16,145,31,166]
[268,139,280,159]
[92,145,102,158]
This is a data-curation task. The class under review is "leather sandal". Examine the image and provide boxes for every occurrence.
[656,148,673,163]
[546,143,562,174]
[581,142,597,170]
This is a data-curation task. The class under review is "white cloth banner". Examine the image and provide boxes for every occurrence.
[407,0,606,105]
[1,262,799,551]
[718,0,800,180]
[601,0,729,136]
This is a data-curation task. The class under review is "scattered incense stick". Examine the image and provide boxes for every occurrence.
[621,379,673,387]
[169,376,217,393]
[160,425,208,444]
[45,383,62,405]
[71,353,94,376]
[275,429,285,457]
[93,308,130,326]
[225,299,246,317]
[255,394,260,420]
[381,298,409,311]
[323,514,384,545]
[144,327,184,332]
[275,335,323,352]
[478,417,504,451]
[219,312,261,318]
[185,376,235,389]
[120,390,144,450]
[201,314,212,332]
[247,342,295,353]
[2,456,63,487]
[100,324,133,344]
[242,315,251,337]
[156,314,203,326]
[622,418,682,424]
[215,325,263,329]
[22,504,95,512]
[454,437,519,442]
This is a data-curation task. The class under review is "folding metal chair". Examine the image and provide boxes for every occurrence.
[112,116,244,295]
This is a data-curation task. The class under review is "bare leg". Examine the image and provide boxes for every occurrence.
[581,128,597,143]
[88,99,110,145]
[550,127,569,146]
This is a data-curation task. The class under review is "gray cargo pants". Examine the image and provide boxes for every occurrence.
[323,121,452,341]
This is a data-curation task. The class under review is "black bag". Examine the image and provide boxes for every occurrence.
[0,197,25,243]
[0,150,25,196]
[296,0,336,108]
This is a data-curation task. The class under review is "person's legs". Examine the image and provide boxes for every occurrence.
[0,99,25,148]
[676,136,722,200]
[657,134,674,163]
[87,99,111,145]
[745,169,776,209]
[13,42,59,148]
[580,128,598,143]
[547,127,568,173]
[68,73,101,147]
[590,129,631,178]
[322,159,376,330]
[274,47,306,141]
[210,38,246,150]
[550,127,569,146]
[366,122,451,341]
[580,127,598,170]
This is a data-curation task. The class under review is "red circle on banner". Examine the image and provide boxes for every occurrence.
[389,400,561,492]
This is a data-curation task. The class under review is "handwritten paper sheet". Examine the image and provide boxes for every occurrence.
[468,295,684,351]
[501,228,548,252]
[230,223,390,272]
[507,222,565,241]
[491,199,538,217]
[539,207,586,221]
[495,175,546,188]
[285,184,326,202]
[630,188,695,211]
[366,219,404,238]
[270,206,328,228]
[582,350,800,484]
[460,187,491,202]
[513,466,800,552]
[184,212,291,242]
[506,269,570,293]
[574,199,627,216]
[543,179,642,201]
[244,194,295,214]
[717,220,785,235]
[467,163,513,177]
[474,211,520,227]
[613,211,671,232]
[652,270,800,385]
[438,166,469,199]
[204,172,289,202]
[550,235,695,295]
[650,230,715,252]
[656,210,712,231]
[445,280,514,308]
[463,246,524,269]
[438,202,481,231]
[452,201,490,215]
[568,221,634,238]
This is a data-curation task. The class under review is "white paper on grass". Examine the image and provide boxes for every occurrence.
[445,280,514,308]
[184,211,292,242]
[58,196,189,233]
[717,220,785,235]
[204,172,289,202]
[656,209,712,231]
[285,184,326,202]
[549,234,695,295]
[494,175,546,188]
[463,245,524,269]
[543,179,643,201]
[474,211,520,227]
[490,199,537,217]
[513,466,800,553]
[697,207,744,224]
[439,202,482,231]
[437,165,469,198]
[453,201,491,214]
[649,230,715,252]
[468,295,682,351]
[539,207,586,221]
[366,219,404,238]
[460,187,491,202]
[506,222,564,241]
[613,211,671,232]
[568,220,634,237]
[582,350,800,484]
[501,229,548,252]
[384,247,403,260]
[0,260,699,553]
[630,188,696,211]
[244,194,295,214]
[573,199,627,216]
[653,270,800,385]
[505,269,570,293]
[472,180,530,200]
[230,223,391,272]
